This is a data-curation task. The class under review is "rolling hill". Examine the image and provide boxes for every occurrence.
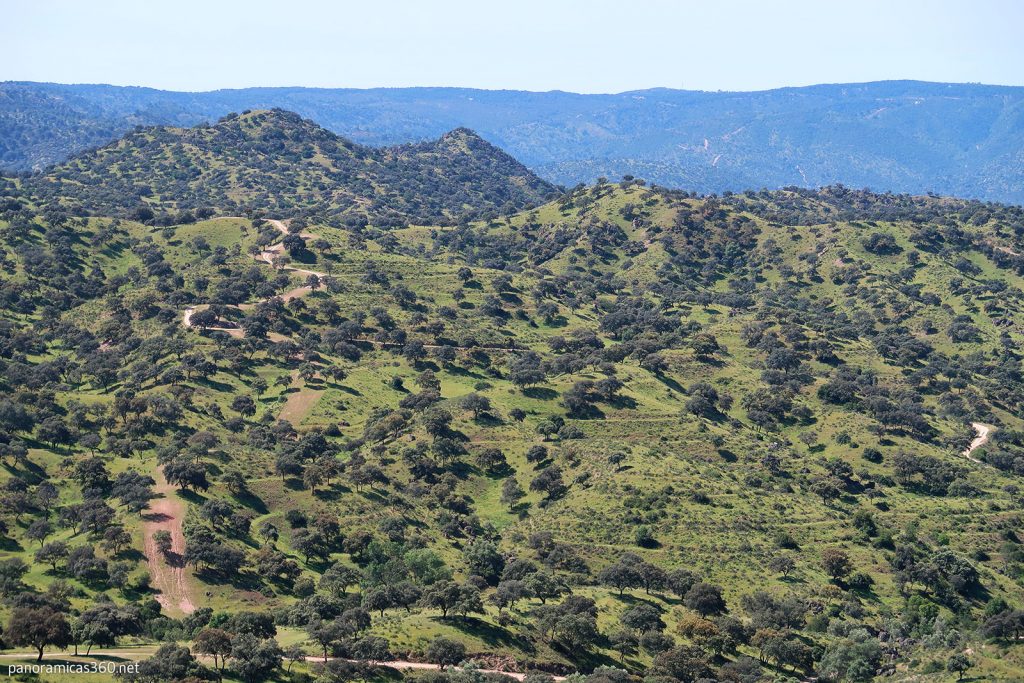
[11,109,558,226]
[2,80,1024,202]
[2,142,1024,680]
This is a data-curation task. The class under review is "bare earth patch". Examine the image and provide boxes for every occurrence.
[143,470,195,615]
[278,371,324,425]
[962,422,992,463]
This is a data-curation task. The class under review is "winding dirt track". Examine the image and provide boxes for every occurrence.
[0,652,563,680]
[142,471,195,615]
[164,226,562,671]
[179,218,526,353]
[326,660,563,681]
[962,422,992,463]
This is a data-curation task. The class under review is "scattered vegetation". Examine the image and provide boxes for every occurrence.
[1,121,1024,680]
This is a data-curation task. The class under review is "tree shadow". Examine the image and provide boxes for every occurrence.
[609,592,664,608]
[232,489,268,515]
[550,641,619,671]
[195,376,234,392]
[567,405,605,420]
[142,511,173,523]
[312,487,343,502]
[473,414,505,428]
[116,548,145,563]
[717,449,738,463]
[652,374,685,393]
[435,616,536,653]
[508,501,531,516]
[162,550,185,569]
[0,537,23,552]
[523,387,559,401]
[608,395,638,410]
[178,489,206,506]
[358,489,390,504]
[447,461,477,480]
[447,366,487,380]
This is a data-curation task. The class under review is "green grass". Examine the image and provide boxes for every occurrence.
[3,184,1024,679]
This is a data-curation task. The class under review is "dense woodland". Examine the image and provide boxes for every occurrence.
[0,114,1024,681]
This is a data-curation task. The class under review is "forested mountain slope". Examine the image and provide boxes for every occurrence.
[3,80,1024,202]
[11,109,557,226]
[2,171,1024,681]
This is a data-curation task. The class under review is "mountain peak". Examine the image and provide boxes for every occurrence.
[218,108,317,128]
[24,110,557,225]
[423,127,493,155]
[209,108,343,143]
[440,126,484,141]
[4,81,1022,201]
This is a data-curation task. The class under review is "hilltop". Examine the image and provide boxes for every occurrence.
[3,80,1024,202]
[13,109,558,225]
[2,169,1024,680]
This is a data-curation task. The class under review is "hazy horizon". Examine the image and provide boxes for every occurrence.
[4,0,1023,93]
[6,77,1024,97]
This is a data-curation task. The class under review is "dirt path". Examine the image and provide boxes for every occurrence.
[182,306,245,337]
[143,470,195,615]
[963,422,992,463]
[180,217,526,353]
[0,651,564,680]
[257,223,328,301]
[311,659,565,681]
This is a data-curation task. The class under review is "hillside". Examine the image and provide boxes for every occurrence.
[13,109,557,225]
[2,176,1024,680]
[2,80,1024,202]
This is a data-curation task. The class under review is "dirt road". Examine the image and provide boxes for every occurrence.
[180,217,525,353]
[0,651,564,680]
[963,422,992,463]
[143,470,195,615]
[324,659,564,680]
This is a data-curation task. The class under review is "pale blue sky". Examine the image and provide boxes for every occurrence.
[3,0,1022,93]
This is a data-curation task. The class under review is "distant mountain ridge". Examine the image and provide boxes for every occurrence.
[2,80,1024,202]
[19,109,557,225]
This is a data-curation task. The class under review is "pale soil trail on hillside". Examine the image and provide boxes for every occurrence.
[0,652,564,680]
[182,306,244,337]
[142,470,195,615]
[180,217,525,353]
[305,659,565,681]
[178,216,527,434]
[963,422,992,463]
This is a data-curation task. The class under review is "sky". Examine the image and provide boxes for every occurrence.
[3,0,1023,93]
